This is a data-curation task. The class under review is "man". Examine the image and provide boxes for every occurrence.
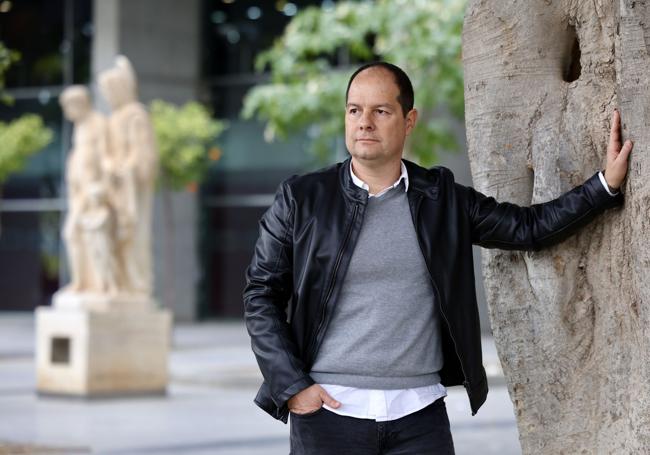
[243,62,632,454]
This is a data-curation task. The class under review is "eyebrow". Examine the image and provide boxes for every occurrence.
[346,103,395,110]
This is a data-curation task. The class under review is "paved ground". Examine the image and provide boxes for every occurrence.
[0,313,522,454]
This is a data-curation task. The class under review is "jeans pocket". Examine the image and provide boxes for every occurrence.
[290,406,325,418]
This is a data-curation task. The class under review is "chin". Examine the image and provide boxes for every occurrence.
[351,151,380,161]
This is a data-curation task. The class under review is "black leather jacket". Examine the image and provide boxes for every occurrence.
[243,158,623,423]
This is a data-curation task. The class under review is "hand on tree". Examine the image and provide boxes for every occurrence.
[604,109,633,190]
[287,384,341,415]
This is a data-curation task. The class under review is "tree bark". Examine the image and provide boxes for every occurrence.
[463,1,649,453]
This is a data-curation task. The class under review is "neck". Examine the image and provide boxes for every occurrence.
[351,157,402,194]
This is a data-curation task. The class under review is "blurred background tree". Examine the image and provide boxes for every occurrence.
[150,99,226,309]
[242,0,465,165]
[0,42,53,236]
[151,100,227,192]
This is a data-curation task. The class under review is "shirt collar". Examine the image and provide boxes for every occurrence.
[349,160,409,198]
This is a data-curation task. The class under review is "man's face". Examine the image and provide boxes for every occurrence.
[345,68,417,166]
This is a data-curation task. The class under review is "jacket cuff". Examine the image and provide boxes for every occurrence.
[274,375,316,409]
[586,171,624,209]
[598,171,619,196]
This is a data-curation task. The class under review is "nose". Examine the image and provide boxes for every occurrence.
[358,111,374,131]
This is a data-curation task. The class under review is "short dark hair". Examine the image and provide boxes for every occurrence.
[345,61,414,117]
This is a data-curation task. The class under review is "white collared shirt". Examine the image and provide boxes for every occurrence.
[349,160,409,197]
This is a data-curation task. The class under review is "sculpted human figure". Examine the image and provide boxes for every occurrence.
[98,56,158,296]
[79,182,121,294]
[59,85,108,293]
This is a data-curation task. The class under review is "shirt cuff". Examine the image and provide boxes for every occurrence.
[598,171,619,196]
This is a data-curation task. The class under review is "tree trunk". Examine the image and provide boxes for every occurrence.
[463,1,649,453]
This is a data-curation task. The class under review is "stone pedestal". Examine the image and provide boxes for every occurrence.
[36,295,172,396]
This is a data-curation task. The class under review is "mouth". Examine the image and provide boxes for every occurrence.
[356,138,379,143]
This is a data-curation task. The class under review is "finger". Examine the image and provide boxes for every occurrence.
[609,109,621,147]
[319,390,341,408]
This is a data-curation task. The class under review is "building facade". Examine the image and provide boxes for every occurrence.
[0,0,340,320]
[0,0,487,327]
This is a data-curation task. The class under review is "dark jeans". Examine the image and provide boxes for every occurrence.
[289,397,455,455]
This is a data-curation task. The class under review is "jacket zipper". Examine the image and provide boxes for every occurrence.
[412,194,471,393]
[307,202,359,364]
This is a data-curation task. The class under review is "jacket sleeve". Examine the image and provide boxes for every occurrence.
[457,171,624,251]
[243,180,314,413]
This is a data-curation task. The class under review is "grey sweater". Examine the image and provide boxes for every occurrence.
[310,183,444,389]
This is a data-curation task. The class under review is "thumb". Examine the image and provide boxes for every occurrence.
[617,140,633,164]
[319,389,341,408]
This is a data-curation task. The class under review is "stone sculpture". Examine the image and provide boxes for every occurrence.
[78,182,121,294]
[59,86,110,293]
[36,56,170,397]
[56,56,158,300]
[99,56,158,296]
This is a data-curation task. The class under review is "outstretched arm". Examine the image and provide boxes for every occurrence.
[464,110,632,251]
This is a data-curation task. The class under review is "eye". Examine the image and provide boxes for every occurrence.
[376,109,388,115]
[348,107,358,115]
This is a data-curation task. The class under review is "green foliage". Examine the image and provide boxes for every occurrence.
[0,42,19,105]
[150,99,227,190]
[242,0,466,166]
[0,114,53,184]
[0,42,53,185]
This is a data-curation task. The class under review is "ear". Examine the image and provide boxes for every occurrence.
[405,108,418,135]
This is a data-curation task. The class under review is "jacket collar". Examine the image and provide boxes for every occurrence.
[402,159,440,200]
[339,157,369,203]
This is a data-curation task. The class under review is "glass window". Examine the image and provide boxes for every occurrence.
[0,0,92,87]
[204,0,320,78]
[198,1,337,317]
[0,209,62,310]
[0,0,91,312]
